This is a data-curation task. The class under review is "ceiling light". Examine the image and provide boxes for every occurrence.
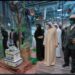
[8,23,11,26]
[57,9,62,11]
[36,18,39,20]
[57,17,60,18]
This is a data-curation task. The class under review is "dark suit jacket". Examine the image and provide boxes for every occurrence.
[68,26,75,50]
[65,26,75,50]
[10,32,18,42]
[1,29,8,40]
[62,27,69,48]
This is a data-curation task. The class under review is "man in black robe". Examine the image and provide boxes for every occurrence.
[34,24,44,61]
[1,27,8,57]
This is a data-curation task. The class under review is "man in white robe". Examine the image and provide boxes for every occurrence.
[43,22,58,66]
[54,24,62,58]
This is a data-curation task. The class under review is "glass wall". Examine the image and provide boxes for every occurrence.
[0,1,75,58]
[0,1,5,58]
[24,1,75,49]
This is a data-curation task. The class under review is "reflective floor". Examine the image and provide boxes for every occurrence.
[25,58,72,74]
[36,58,71,74]
[25,51,74,74]
[0,51,74,74]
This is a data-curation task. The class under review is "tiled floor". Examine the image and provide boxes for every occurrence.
[25,65,36,74]
[0,67,13,74]
[0,50,74,74]
[36,58,71,74]
[0,57,74,74]
[23,57,73,74]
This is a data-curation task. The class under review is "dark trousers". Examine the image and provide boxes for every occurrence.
[62,46,65,53]
[64,47,71,65]
[71,49,75,71]
[14,40,17,47]
[64,47,75,71]
[3,39,8,57]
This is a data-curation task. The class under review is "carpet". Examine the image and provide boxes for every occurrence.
[0,60,33,74]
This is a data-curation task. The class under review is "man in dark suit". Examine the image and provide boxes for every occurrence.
[63,17,75,73]
[10,29,18,47]
[62,27,68,52]
[68,24,75,73]
[13,31,18,47]
[1,27,8,57]
[62,26,71,67]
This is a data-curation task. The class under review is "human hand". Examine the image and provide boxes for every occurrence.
[72,39,75,44]
[55,45,58,48]
[38,36,43,39]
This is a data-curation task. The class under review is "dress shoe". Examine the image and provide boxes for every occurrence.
[56,57,61,58]
[62,64,69,67]
[70,70,75,73]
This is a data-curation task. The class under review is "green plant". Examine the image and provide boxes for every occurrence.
[32,48,36,52]
[21,42,30,49]
[29,57,38,65]
[21,24,26,32]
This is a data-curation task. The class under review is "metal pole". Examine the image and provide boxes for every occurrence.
[44,7,47,20]
[62,1,63,28]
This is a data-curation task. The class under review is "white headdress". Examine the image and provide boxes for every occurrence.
[47,22,53,27]
[53,22,59,28]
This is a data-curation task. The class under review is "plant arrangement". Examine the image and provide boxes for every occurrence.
[21,42,30,50]
[9,1,26,49]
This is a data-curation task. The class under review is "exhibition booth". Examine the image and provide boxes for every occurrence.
[0,1,75,74]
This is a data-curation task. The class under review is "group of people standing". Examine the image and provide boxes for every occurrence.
[1,27,19,57]
[34,22,62,65]
[34,18,75,73]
